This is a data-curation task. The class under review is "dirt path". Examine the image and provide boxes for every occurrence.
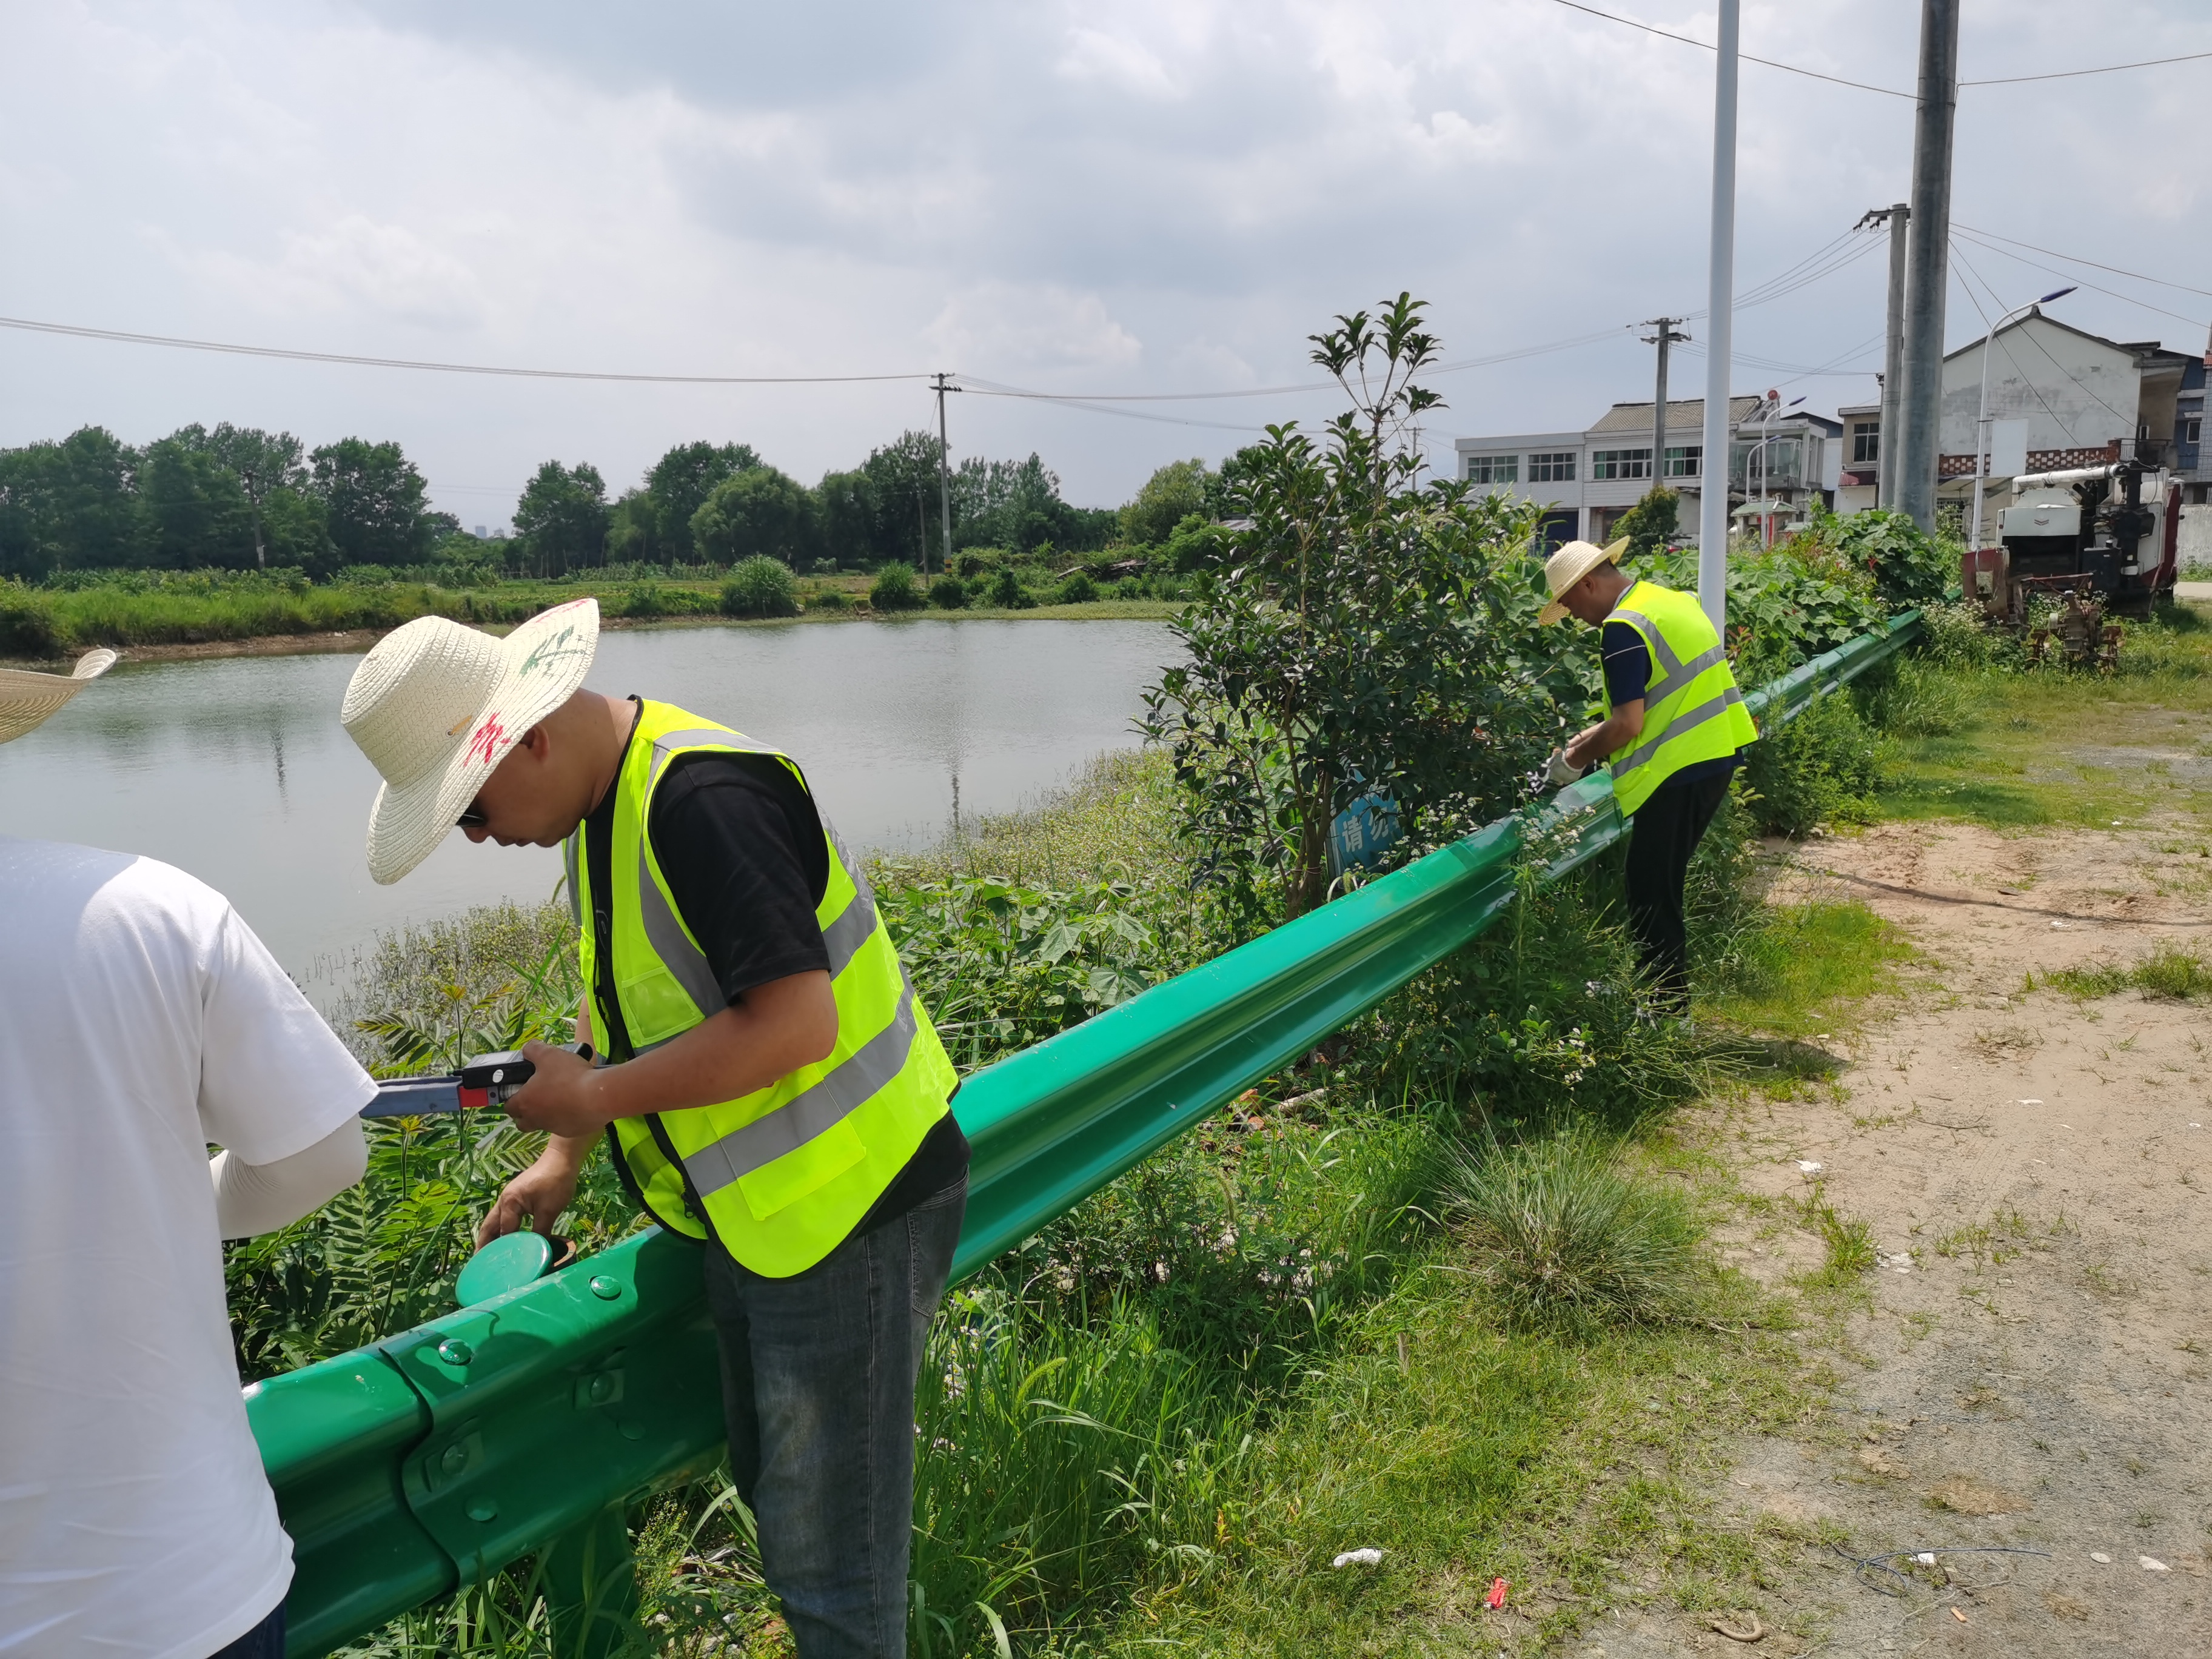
[1583,820,2212,1657]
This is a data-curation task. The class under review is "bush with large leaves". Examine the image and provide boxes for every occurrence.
[1141,295,1585,929]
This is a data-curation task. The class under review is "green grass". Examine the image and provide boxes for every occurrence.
[1874,602,2212,831]
[2037,941,2212,1002]
[1704,900,1915,1041]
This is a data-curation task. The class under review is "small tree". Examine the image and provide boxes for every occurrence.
[1141,294,1586,927]
[721,555,799,617]
[1609,486,1680,560]
[691,467,817,566]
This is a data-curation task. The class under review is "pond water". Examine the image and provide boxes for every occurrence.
[0,618,1179,996]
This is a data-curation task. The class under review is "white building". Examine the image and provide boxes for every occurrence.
[1452,396,1838,549]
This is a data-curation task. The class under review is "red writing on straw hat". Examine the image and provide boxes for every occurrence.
[465,714,509,767]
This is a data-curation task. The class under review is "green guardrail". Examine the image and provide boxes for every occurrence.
[249,611,1921,1655]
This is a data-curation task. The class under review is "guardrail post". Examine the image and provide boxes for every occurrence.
[543,1501,638,1659]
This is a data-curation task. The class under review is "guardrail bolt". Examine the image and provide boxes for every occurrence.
[588,1276,622,1300]
[436,1338,474,1366]
[586,1373,617,1405]
[440,1443,471,1475]
[466,1498,499,1523]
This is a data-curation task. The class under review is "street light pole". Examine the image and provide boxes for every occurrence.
[1968,287,2076,547]
[1697,0,1740,632]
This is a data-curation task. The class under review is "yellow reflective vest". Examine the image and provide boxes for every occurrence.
[565,700,956,1277]
[1601,580,1758,817]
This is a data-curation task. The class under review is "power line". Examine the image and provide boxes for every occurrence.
[0,314,928,385]
[1949,249,2080,444]
[1964,48,2212,86]
[1950,222,2212,301]
[1545,0,1911,98]
[1547,0,2212,98]
[1951,231,2210,332]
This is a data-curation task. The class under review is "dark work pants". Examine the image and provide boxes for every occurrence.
[1623,771,1732,1012]
[703,1176,967,1659]
[207,1603,283,1659]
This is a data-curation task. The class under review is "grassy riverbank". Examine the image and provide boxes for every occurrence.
[231,716,1934,1655]
[0,566,1181,662]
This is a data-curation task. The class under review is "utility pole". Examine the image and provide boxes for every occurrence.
[1895,0,1960,532]
[1641,318,1690,500]
[931,372,960,577]
[1696,0,1740,632]
[1855,203,1910,509]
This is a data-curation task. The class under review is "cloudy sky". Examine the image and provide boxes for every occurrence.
[1,0,2205,520]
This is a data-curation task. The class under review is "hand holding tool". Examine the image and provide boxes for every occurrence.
[363,1042,593,1118]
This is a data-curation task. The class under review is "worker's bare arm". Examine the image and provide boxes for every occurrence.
[500,970,838,1141]
[1565,699,1644,769]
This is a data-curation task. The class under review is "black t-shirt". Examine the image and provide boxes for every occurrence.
[585,701,967,1247]
[1600,621,1742,794]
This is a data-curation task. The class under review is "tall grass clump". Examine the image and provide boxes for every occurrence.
[869,560,925,611]
[2043,942,2212,1001]
[1444,1131,1703,1336]
[719,555,799,618]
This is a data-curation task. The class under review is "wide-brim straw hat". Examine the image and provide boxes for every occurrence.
[1537,537,1630,625]
[0,648,119,745]
[340,598,599,885]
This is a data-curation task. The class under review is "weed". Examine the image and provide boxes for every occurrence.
[2046,943,2212,1002]
[1444,1132,1706,1336]
[1796,1185,1876,1286]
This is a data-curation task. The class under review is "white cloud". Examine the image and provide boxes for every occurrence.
[927,281,1144,373]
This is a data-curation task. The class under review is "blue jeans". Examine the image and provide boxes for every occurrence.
[704,1176,967,1658]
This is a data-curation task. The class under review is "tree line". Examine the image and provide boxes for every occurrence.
[0,420,1252,583]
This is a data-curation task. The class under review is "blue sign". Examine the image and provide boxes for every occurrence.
[1329,789,1403,879]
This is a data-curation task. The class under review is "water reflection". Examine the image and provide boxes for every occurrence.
[0,618,1176,997]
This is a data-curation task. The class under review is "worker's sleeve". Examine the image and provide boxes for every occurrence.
[648,753,832,1005]
[196,903,378,1166]
[211,1118,369,1239]
[1600,621,1652,708]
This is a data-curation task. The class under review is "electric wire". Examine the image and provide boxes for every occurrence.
[0,314,929,385]
[1547,0,2212,99]
[1950,231,2210,332]
[1948,244,2085,444]
[1949,223,2212,300]
[1955,241,2140,433]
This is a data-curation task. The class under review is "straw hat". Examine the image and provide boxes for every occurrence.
[340,598,599,885]
[1537,537,1630,625]
[0,648,119,745]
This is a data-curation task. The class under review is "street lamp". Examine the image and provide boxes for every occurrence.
[1743,395,1805,549]
[1970,286,2075,547]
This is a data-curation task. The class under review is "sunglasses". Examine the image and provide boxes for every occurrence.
[457,799,489,829]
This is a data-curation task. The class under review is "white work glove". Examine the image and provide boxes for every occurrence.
[1545,748,1583,789]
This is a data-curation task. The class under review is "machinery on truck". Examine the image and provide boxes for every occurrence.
[1961,458,2182,667]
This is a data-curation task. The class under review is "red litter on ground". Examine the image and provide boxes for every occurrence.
[1485,1578,1509,1610]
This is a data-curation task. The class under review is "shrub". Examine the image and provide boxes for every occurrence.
[1740,686,1884,836]
[720,555,799,618]
[0,582,65,659]
[617,583,667,618]
[1917,597,1999,669]
[806,586,853,612]
[1445,1131,1703,1336]
[985,568,1034,609]
[1114,575,1145,600]
[1609,487,1681,559]
[928,575,969,611]
[953,547,1008,579]
[868,561,925,612]
[1053,571,1098,605]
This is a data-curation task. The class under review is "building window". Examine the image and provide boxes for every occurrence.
[1851,420,1880,464]
[1529,451,1577,483]
[1590,447,1652,481]
[1663,445,1701,478]
[1466,454,1518,484]
[2184,416,2203,447]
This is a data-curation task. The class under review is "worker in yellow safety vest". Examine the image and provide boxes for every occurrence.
[340,599,964,1658]
[1540,538,1758,1013]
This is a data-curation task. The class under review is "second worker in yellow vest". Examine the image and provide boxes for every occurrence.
[340,599,964,1658]
[1541,537,1758,1014]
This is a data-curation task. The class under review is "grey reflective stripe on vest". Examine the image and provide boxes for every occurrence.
[1613,683,1748,777]
[681,987,922,1199]
[1603,603,1726,711]
[820,887,879,979]
[1643,643,1727,709]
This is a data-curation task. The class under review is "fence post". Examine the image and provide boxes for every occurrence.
[543,1501,638,1659]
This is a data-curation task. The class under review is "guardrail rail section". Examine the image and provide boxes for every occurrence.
[247,612,1921,1655]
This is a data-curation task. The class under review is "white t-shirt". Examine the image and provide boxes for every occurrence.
[0,839,375,1659]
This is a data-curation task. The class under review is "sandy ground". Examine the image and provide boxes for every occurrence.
[1576,819,2212,1657]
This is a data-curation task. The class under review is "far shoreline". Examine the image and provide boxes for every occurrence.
[0,598,1184,670]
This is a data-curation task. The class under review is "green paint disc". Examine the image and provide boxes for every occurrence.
[455,1231,554,1308]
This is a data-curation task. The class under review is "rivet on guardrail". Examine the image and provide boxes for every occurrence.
[466,1499,498,1522]
[437,1338,474,1366]
[440,1443,470,1475]
[586,1373,617,1405]
[588,1275,622,1300]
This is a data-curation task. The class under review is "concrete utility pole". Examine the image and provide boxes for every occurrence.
[1895,0,1960,532]
[1641,318,1690,499]
[1697,0,1740,631]
[1854,203,1911,509]
[931,371,960,577]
